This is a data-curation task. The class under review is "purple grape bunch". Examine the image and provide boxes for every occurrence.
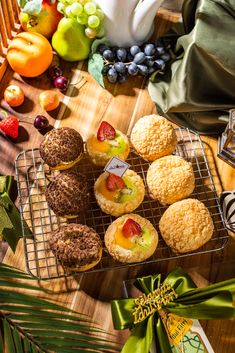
[98,37,174,84]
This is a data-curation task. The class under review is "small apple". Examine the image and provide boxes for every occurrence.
[4,85,25,107]
[19,0,63,39]
[39,90,60,111]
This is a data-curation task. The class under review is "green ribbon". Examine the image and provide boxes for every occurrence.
[111,268,235,353]
[0,175,31,252]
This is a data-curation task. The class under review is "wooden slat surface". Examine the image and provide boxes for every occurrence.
[11,0,20,23]
[6,0,16,30]
[0,4,8,48]
[0,9,235,352]
[0,0,13,40]
[0,0,20,81]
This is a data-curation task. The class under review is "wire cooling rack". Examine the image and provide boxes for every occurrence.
[15,128,228,279]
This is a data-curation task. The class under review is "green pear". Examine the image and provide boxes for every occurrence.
[52,18,92,62]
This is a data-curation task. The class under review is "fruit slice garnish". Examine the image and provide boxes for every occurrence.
[89,135,110,153]
[122,218,142,238]
[118,176,138,203]
[115,227,134,250]
[106,173,126,191]
[97,177,118,201]
[97,121,116,141]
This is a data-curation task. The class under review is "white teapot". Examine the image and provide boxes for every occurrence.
[95,0,165,47]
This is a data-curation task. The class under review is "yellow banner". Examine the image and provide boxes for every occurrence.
[159,310,192,346]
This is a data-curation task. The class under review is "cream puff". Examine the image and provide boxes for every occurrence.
[105,213,158,263]
[45,169,89,218]
[49,223,102,272]
[130,114,177,161]
[159,199,214,253]
[94,170,145,217]
[146,155,195,205]
[86,121,130,167]
[40,127,84,170]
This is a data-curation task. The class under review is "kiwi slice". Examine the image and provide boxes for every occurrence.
[134,229,152,251]
[118,176,138,203]
[108,133,127,156]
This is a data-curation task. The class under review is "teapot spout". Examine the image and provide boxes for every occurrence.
[132,0,165,43]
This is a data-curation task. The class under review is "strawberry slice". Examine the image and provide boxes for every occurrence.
[0,115,19,139]
[122,218,142,238]
[106,173,126,191]
[97,121,116,141]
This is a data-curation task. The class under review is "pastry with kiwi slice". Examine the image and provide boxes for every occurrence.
[86,121,130,167]
[94,170,145,217]
[105,213,158,263]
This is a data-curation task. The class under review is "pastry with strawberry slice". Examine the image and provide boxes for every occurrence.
[104,213,158,263]
[86,121,130,166]
[94,170,145,217]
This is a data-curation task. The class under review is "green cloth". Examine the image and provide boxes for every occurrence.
[111,267,235,353]
[149,0,235,135]
[0,175,31,252]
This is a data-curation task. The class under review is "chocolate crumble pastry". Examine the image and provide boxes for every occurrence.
[40,127,84,170]
[49,224,102,271]
[45,170,89,218]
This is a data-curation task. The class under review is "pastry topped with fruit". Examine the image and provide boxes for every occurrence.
[104,214,158,263]
[94,170,145,217]
[86,121,130,166]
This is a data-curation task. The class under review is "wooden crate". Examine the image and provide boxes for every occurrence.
[0,0,20,80]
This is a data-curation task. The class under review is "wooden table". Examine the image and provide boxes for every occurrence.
[1,9,235,353]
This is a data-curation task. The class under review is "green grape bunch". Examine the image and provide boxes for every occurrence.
[57,0,105,39]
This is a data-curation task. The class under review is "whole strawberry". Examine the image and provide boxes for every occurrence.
[0,115,19,139]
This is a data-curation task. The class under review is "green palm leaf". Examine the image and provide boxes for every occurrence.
[0,263,121,353]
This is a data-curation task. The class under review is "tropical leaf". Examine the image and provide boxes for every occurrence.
[0,263,121,353]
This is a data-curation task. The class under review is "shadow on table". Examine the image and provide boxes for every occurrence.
[103,75,146,97]
[48,101,71,120]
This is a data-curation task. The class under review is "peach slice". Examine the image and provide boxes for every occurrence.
[90,135,110,153]
[114,227,135,250]
[97,178,119,201]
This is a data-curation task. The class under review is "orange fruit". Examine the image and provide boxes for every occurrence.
[7,32,53,77]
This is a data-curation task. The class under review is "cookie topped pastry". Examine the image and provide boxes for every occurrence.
[40,127,84,170]
[45,169,89,218]
[86,121,130,166]
[104,213,158,263]
[147,155,195,205]
[94,169,145,217]
[49,223,102,272]
[159,199,214,253]
[130,114,177,161]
